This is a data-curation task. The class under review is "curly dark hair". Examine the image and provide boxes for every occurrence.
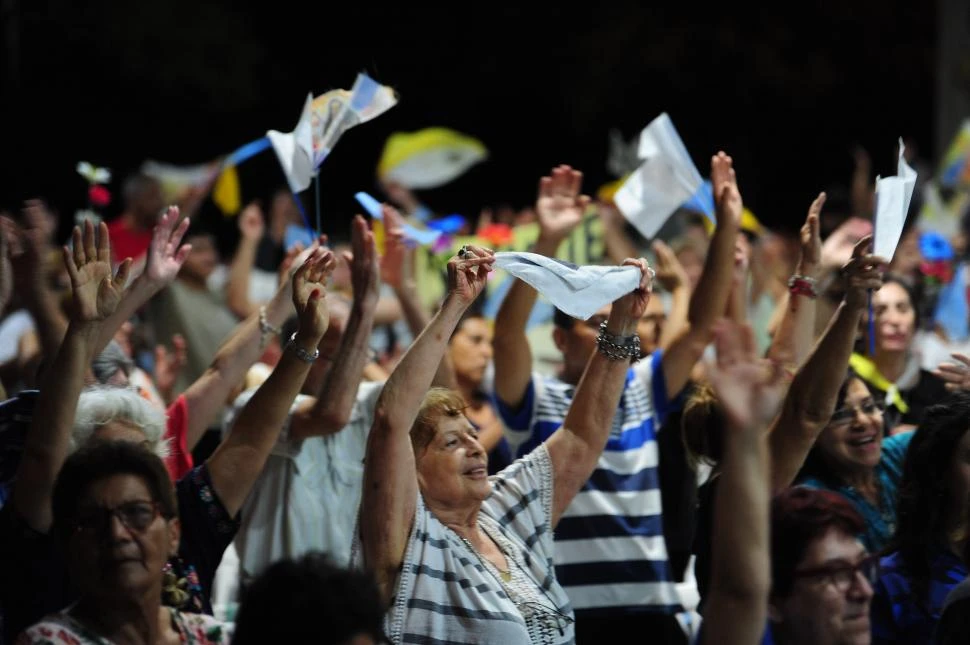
[51,439,177,542]
[233,552,387,645]
[887,394,970,612]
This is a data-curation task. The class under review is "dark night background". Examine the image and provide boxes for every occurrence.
[0,1,938,246]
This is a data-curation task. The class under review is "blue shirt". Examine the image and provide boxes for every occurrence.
[495,350,683,617]
[871,548,968,645]
[799,431,913,552]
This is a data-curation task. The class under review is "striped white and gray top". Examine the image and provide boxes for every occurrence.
[380,444,574,644]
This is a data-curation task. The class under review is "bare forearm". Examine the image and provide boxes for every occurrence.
[658,286,689,350]
[14,321,101,530]
[23,285,69,365]
[768,268,818,367]
[689,223,739,331]
[207,340,316,516]
[226,238,259,319]
[307,302,377,432]
[95,276,159,355]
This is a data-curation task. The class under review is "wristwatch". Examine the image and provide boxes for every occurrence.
[286,332,319,364]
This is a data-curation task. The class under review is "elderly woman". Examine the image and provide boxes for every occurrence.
[358,245,653,643]
[0,220,336,641]
[17,440,231,644]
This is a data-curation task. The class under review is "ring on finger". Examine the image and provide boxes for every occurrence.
[458,245,470,259]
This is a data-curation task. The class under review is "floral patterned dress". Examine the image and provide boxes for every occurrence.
[16,610,232,644]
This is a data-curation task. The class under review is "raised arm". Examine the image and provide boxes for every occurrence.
[225,202,265,319]
[360,246,493,601]
[545,258,653,525]
[13,221,130,531]
[290,215,380,440]
[766,193,825,370]
[652,240,690,350]
[660,152,743,398]
[768,236,886,489]
[205,248,335,516]
[701,320,785,645]
[493,165,589,408]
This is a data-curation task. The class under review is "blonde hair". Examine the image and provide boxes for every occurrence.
[72,385,170,460]
[681,381,725,471]
[409,388,467,453]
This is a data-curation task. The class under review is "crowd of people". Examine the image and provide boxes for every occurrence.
[0,141,969,645]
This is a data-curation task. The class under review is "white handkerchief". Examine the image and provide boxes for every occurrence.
[493,252,642,320]
[873,138,918,259]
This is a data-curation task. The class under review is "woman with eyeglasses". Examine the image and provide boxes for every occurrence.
[357,246,654,643]
[869,395,970,644]
[17,440,231,644]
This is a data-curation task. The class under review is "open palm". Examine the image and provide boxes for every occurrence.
[146,206,191,284]
[292,248,337,340]
[711,152,742,226]
[536,165,590,242]
[64,220,131,322]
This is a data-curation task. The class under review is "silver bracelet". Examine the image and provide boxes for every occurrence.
[286,332,319,363]
[596,321,641,363]
[259,306,281,348]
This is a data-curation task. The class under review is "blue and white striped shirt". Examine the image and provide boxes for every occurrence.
[495,350,683,617]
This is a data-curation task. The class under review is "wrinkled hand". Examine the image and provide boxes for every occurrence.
[291,247,337,341]
[536,165,590,244]
[711,152,742,226]
[154,334,187,398]
[841,235,888,310]
[63,220,132,322]
[446,245,494,307]
[238,202,265,242]
[934,354,970,392]
[380,205,413,291]
[344,213,380,304]
[145,206,191,285]
[799,192,825,274]
[610,258,654,326]
[707,319,787,429]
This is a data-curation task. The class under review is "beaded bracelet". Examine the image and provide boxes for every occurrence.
[788,274,818,299]
[597,321,641,363]
[259,305,282,348]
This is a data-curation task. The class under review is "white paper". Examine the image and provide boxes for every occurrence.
[493,252,643,319]
[873,138,918,259]
[266,93,315,193]
[615,113,704,240]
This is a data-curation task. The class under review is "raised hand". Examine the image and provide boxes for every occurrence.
[238,202,265,242]
[154,334,187,400]
[536,165,590,244]
[379,205,412,291]
[63,220,132,322]
[610,258,654,323]
[145,206,191,285]
[446,245,494,306]
[279,234,326,289]
[799,192,825,274]
[5,200,52,293]
[707,319,787,430]
[711,152,742,226]
[820,217,873,270]
[934,353,970,392]
[652,240,688,292]
[344,214,380,305]
[841,235,888,310]
[291,247,337,341]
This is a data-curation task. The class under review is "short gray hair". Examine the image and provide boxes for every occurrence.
[91,340,134,384]
[71,386,170,460]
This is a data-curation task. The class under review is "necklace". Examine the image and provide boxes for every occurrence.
[458,530,512,583]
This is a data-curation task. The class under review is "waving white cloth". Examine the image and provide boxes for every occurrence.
[493,252,643,320]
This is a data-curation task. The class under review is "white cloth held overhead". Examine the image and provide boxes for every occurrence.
[493,252,643,320]
[873,138,918,260]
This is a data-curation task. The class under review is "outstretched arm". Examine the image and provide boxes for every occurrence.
[701,320,785,645]
[13,221,131,531]
[652,240,690,350]
[768,236,886,489]
[225,202,265,319]
[206,248,335,516]
[290,215,380,440]
[659,152,743,398]
[493,165,590,409]
[360,246,493,602]
[545,258,653,525]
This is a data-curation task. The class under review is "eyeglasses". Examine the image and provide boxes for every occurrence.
[792,554,881,591]
[73,500,164,536]
[829,400,884,427]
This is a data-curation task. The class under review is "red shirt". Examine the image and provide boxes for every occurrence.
[163,394,194,480]
[107,217,152,264]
